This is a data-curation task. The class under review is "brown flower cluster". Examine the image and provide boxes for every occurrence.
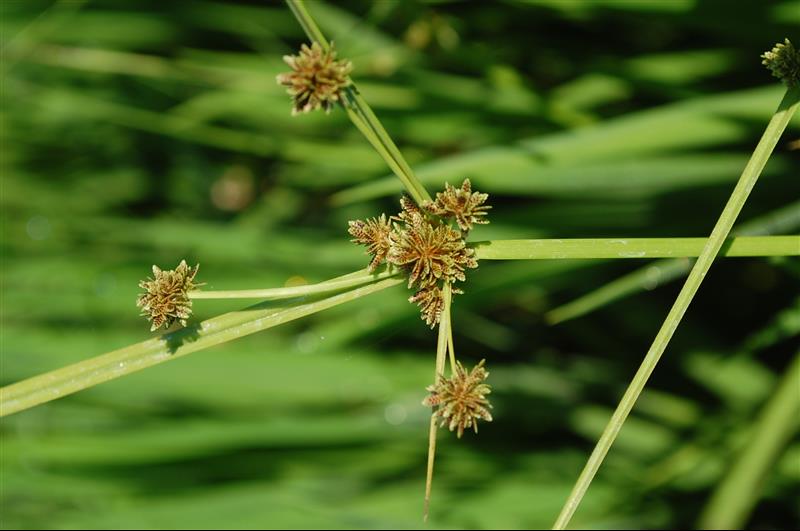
[388,202,477,289]
[762,38,800,86]
[423,359,493,438]
[348,214,393,272]
[423,178,490,232]
[136,260,201,331]
[277,42,353,114]
[348,180,489,327]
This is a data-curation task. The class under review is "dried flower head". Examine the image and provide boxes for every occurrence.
[410,285,463,327]
[388,219,477,289]
[348,214,393,272]
[423,359,493,438]
[347,186,488,326]
[277,42,353,114]
[136,260,200,331]
[762,38,800,86]
[423,179,491,232]
[410,285,444,328]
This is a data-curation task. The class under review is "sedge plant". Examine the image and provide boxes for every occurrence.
[1,1,799,526]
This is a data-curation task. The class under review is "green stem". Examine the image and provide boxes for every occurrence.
[285,0,328,47]
[284,0,432,205]
[545,259,692,325]
[343,103,427,204]
[447,319,457,375]
[424,282,452,522]
[343,89,432,203]
[188,268,397,299]
[12,229,792,418]
[472,236,799,260]
[553,85,800,530]
[698,350,800,529]
[0,275,403,417]
[545,200,800,324]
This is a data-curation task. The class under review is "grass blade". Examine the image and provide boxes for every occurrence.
[423,282,452,522]
[697,350,800,529]
[546,200,800,324]
[0,275,403,417]
[473,236,799,260]
[553,85,800,529]
[285,0,432,204]
[188,268,396,299]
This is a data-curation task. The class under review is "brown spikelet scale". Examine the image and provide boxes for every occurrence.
[277,42,353,114]
[423,359,493,438]
[136,260,201,331]
[393,195,425,225]
[348,214,393,272]
[423,179,491,232]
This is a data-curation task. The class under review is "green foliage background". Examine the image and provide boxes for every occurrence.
[2,0,799,528]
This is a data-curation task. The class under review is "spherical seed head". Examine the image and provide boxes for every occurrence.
[348,214,393,272]
[762,38,800,86]
[423,359,493,438]
[423,179,491,232]
[388,218,477,289]
[136,260,200,331]
[277,42,353,114]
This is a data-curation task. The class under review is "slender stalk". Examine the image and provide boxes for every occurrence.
[285,0,328,47]
[424,282,452,522]
[473,236,799,260]
[343,89,432,203]
[553,86,800,530]
[0,276,403,417]
[284,0,432,205]
[447,320,457,374]
[546,259,692,325]
[8,230,794,418]
[342,103,426,203]
[188,268,397,299]
[698,351,800,529]
[546,200,800,324]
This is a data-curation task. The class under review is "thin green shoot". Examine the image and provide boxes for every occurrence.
[284,0,431,205]
[424,282,452,522]
[473,236,798,261]
[0,275,403,417]
[5,233,795,417]
[189,268,397,299]
[698,350,800,529]
[553,85,800,529]
[546,201,800,324]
